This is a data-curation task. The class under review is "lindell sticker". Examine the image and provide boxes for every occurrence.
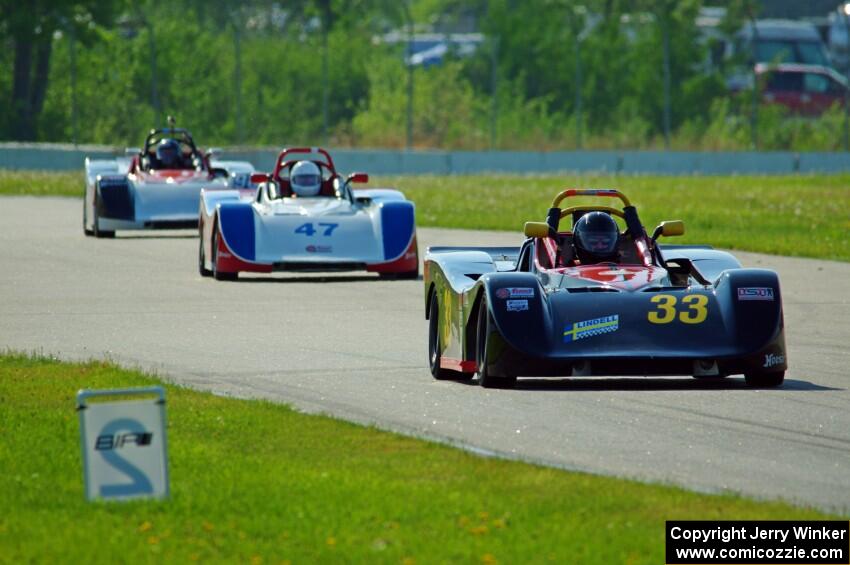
[563,315,619,343]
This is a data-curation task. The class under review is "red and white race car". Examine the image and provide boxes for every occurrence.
[198,147,419,281]
[84,124,254,237]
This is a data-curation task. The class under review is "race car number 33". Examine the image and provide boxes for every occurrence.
[648,294,708,324]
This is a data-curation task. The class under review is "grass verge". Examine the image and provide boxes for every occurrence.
[0,170,81,197]
[379,174,850,262]
[2,170,849,260]
[0,354,842,563]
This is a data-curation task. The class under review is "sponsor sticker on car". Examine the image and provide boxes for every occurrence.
[738,287,775,301]
[763,353,785,368]
[495,287,535,299]
[306,245,332,253]
[506,299,529,312]
[563,315,619,343]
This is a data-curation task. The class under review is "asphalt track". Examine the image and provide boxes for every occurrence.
[2,196,849,512]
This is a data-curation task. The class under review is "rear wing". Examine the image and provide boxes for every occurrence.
[427,246,520,262]
[426,246,521,274]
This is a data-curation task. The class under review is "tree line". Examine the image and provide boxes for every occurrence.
[0,0,844,151]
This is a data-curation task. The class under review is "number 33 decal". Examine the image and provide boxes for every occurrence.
[647,294,709,324]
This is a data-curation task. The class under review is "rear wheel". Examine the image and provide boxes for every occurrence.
[428,292,462,380]
[92,191,115,239]
[744,370,785,388]
[212,228,237,281]
[476,297,517,389]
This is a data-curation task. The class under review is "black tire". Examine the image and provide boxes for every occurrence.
[92,190,115,239]
[379,266,419,280]
[397,263,420,279]
[83,192,93,236]
[428,292,462,380]
[198,233,212,277]
[211,228,237,281]
[744,370,785,388]
[475,297,517,389]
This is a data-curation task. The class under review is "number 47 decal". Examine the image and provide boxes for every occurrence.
[294,222,339,236]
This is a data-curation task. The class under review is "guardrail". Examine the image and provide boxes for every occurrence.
[2,143,850,175]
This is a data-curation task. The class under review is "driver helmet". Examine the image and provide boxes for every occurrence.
[156,139,182,169]
[573,211,620,264]
[290,161,322,197]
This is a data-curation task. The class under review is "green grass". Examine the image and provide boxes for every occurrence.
[0,355,842,563]
[377,174,850,262]
[0,170,82,197]
[3,170,849,261]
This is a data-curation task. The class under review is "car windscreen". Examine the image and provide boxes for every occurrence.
[796,41,830,66]
[755,40,829,66]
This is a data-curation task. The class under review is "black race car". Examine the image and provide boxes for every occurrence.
[424,188,787,388]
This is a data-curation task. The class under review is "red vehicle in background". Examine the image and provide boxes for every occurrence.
[756,63,848,116]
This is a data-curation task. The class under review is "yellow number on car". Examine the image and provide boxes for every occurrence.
[648,294,677,324]
[679,294,708,324]
[647,294,709,324]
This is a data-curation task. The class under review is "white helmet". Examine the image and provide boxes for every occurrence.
[290,160,322,197]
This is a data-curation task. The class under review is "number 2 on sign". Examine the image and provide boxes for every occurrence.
[647,294,708,324]
[294,222,339,236]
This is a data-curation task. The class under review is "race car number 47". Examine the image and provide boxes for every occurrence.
[294,222,339,236]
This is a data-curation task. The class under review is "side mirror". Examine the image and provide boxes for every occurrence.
[652,220,685,241]
[347,172,369,184]
[524,222,550,238]
[124,147,141,156]
[251,173,270,184]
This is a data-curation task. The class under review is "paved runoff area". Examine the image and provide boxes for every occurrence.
[2,196,849,512]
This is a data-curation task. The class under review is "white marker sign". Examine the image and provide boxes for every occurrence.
[77,387,169,501]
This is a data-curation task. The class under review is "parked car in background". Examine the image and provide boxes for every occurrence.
[737,20,832,67]
[724,19,834,92]
[756,63,847,115]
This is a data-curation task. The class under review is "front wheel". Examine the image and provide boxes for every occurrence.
[198,234,212,277]
[211,228,237,281]
[476,297,517,389]
[744,370,785,388]
[92,191,115,239]
[379,266,419,280]
[83,193,93,236]
[428,292,467,380]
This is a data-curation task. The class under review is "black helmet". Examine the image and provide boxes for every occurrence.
[156,138,181,169]
[573,211,620,264]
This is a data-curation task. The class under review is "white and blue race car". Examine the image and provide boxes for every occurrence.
[198,147,419,281]
[83,125,255,237]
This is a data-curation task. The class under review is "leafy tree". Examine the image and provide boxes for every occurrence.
[0,0,123,140]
